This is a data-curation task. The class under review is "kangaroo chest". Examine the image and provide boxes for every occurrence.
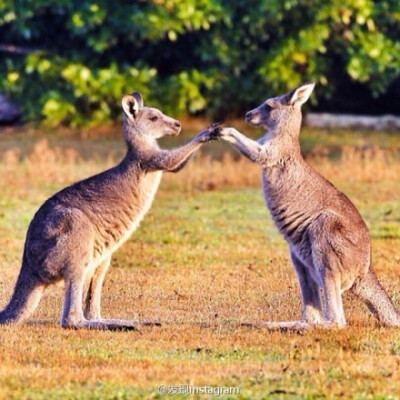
[261,167,315,246]
[94,171,163,262]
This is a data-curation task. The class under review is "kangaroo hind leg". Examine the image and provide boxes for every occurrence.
[291,251,323,324]
[320,269,346,328]
[60,246,135,330]
[248,253,319,332]
[83,257,111,321]
[250,253,323,331]
[61,244,139,330]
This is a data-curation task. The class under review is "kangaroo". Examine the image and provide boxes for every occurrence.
[0,92,216,330]
[214,83,400,329]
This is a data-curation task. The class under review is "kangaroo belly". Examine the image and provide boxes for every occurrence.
[111,171,162,250]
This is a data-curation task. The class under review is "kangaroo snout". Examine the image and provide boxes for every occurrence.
[245,111,254,122]
[172,120,181,135]
[245,109,260,126]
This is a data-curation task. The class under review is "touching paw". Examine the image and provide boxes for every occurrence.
[197,122,222,143]
[207,122,222,140]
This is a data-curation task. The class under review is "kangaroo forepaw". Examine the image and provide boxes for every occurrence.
[205,122,222,141]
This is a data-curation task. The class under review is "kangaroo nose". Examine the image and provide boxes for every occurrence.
[245,111,253,121]
[174,121,181,128]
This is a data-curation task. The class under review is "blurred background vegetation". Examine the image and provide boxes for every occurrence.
[0,0,399,126]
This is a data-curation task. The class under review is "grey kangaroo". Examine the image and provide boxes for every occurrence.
[0,92,216,330]
[215,83,400,328]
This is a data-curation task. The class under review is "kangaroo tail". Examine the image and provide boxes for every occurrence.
[351,269,400,327]
[0,264,45,324]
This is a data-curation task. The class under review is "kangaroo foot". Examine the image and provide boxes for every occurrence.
[61,318,161,331]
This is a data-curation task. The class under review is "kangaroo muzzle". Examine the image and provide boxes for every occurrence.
[171,120,181,135]
[245,110,260,126]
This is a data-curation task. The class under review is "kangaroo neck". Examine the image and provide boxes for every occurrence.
[265,130,302,165]
[261,120,308,192]
[122,136,159,171]
[118,148,140,174]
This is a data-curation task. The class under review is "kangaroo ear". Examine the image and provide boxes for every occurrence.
[131,91,144,109]
[122,92,143,120]
[287,82,315,107]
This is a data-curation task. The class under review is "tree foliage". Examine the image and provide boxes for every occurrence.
[0,0,399,126]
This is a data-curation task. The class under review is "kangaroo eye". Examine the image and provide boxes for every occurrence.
[149,116,158,122]
[265,104,272,112]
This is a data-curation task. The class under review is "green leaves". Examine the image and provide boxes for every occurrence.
[0,0,399,126]
[347,29,400,93]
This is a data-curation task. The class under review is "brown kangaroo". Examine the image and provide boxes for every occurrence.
[215,83,400,329]
[0,92,216,329]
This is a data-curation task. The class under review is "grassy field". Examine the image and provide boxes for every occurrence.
[0,123,400,399]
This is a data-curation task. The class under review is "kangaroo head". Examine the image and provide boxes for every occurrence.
[245,83,315,133]
[122,92,181,142]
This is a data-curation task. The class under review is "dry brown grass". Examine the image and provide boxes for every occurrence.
[1,137,399,190]
[310,145,400,183]
[0,136,400,398]
[164,146,400,192]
